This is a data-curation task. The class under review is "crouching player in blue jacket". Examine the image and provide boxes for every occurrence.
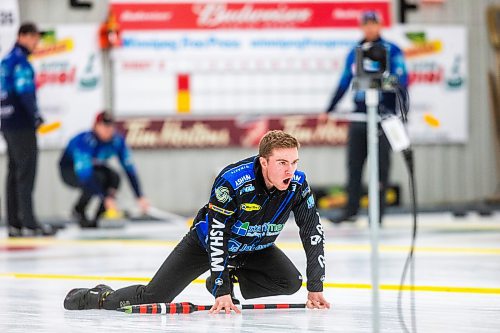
[59,111,149,228]
[63,130,330,312]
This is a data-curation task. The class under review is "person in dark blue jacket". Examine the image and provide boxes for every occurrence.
[63,130,330,313]
[325,11,408,224]
[59,111,149,228]
[1,22,56,237]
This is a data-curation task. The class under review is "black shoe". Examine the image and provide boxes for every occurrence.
[72,206,89,227]
[79,220,97,229]
[73,207,97,228]
[63,284,114,310]
[8,227,23,238]
[87,202,106,228]
[331,211,358,224]
[24,224,57,237]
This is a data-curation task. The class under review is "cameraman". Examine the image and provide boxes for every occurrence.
[325,11,408,224]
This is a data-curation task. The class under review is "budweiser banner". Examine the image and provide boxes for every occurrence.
[110,1,392,119]
[115,114,349,149]
[110,1,391,30]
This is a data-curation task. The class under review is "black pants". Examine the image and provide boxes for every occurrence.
[345,122,391,219]
[102,229,302,310]
[60,165,120,220]
[2,129,38,229]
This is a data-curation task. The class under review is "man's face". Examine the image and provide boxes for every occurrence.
[259,147,299,191]
[361,21,381,41]
[19,33,40,53]
[94,122,115,142]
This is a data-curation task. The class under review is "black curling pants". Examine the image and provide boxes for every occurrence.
[345,122,391,221]
[102,229,302,310]
[3,129,38,230]
[60,164,120,220]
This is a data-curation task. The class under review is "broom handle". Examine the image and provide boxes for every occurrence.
[118,302,306,314]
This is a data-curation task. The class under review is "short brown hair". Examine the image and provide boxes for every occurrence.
[258,130,300,158]
[18,22,40,36]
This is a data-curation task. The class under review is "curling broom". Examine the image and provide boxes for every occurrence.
[117,302,306,314]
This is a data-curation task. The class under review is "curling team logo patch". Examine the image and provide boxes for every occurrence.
[215,186,230,203]
[240,203,261,212]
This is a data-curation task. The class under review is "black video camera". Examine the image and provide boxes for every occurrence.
[353,42,396,91]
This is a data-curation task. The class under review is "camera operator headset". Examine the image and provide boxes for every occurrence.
[323,11,409,225]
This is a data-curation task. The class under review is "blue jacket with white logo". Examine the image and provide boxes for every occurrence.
[59,131,143,198]
[326,37,408,114]
[0,43,40,130]
[193,156,325,298]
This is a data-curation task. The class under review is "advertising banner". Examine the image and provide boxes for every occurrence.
[0,0,19,59]
[115,114,349,149]
[391,26,468,143]
[110,1,392,30]
[30,24,104,149]
[109,1,467,145]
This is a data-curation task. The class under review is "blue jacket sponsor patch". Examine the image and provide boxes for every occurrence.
[291,171,306,186]
[221,162,255,189]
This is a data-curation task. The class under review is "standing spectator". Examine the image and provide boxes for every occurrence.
[59,111,149,228]
[1,22,56,237]
[325,11,408,224]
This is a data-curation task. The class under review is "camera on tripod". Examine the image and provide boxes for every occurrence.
[353,42,397,92]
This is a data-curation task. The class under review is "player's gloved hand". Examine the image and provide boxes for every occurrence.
[209,294,241,314]
[137,197,150,214]
[104,196,117,211]
[34,114,45,129]
[306,291,331,309]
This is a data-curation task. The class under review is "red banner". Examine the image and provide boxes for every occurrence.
[115,115,349,149]
[110,1,391,30]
